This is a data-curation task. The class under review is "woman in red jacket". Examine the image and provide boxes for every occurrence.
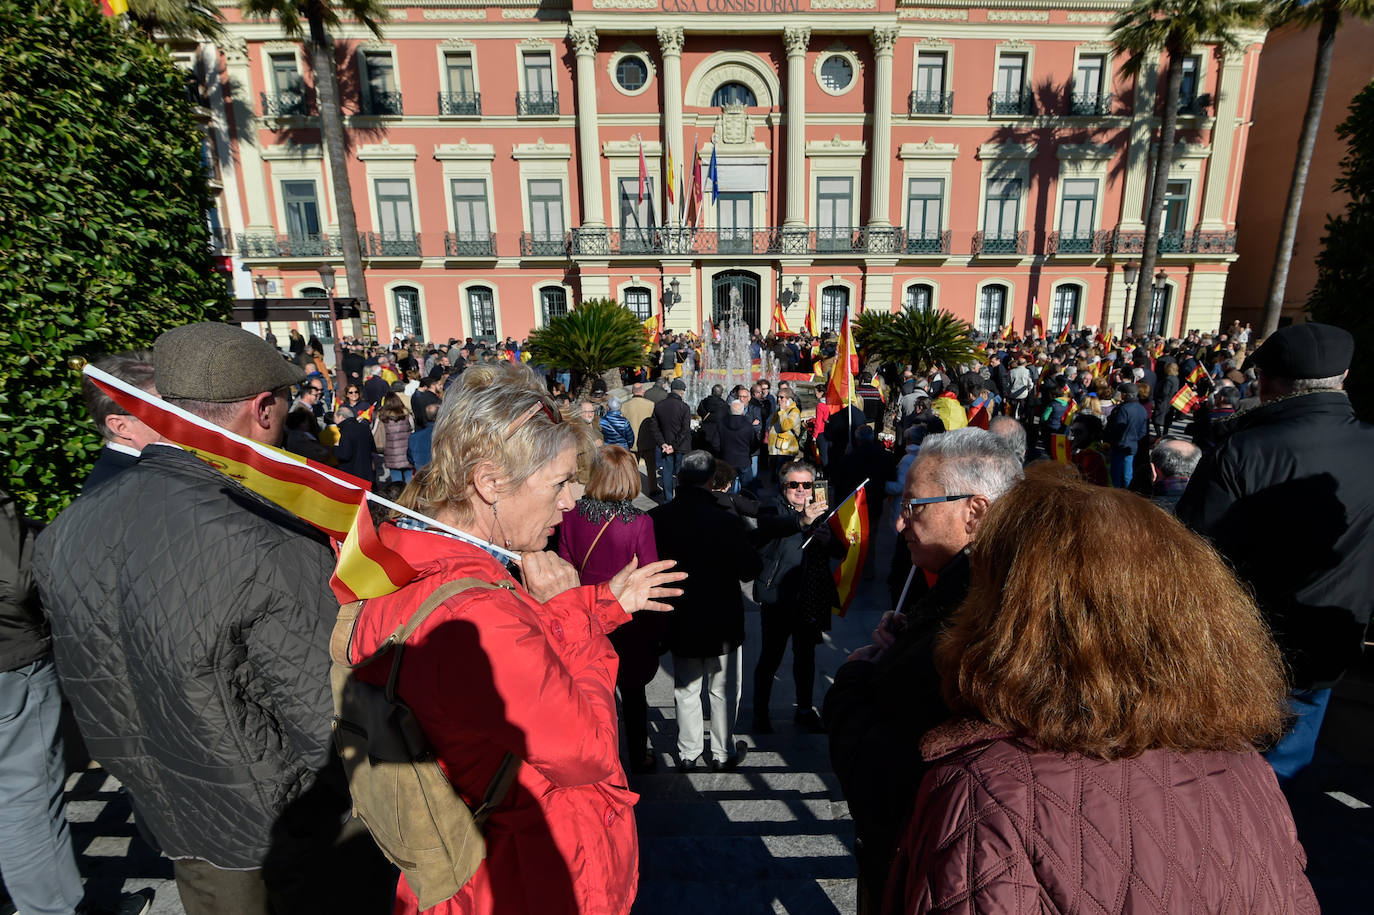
[350,364,684,915]
[885,474,1316,914]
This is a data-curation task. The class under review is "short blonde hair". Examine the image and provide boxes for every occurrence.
[399,363,587,523]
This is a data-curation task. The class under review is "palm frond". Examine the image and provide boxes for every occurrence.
[1112,0,1267,74]
[854,308,983,374]
[128,0,225,40]
[526,298,648,380]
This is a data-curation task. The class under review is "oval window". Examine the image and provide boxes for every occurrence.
[820,55,854,92]
[616,56,648,92]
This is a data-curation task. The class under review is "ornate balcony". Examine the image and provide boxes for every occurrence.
[363,231,420,257]
[438,91,481,116]
[972,231,1028,256]
[235,233,345,258]
[520,231,570,257]
[1109,229,1237,255]
[1047,231,1111,255]
[1178,93,1212,116]
[988,92,1032,116]
[516,91,559,116]
[908,90,954,115]
[361,91,403,116]
[903,231,951,255]
[260,89,311,118]
[443,231,496,257]
[1069,92,1114,117]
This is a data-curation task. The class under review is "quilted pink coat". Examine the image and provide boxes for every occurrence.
[885,720,1317,915]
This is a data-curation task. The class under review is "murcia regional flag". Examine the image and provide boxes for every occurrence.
[83,364,422,604]
[828,483,869,615]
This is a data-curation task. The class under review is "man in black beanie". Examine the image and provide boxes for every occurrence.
[1177,322,1374,783]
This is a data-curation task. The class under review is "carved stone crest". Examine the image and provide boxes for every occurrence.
[719,104,748,145]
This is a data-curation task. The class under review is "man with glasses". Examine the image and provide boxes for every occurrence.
[292,380,324,421]
[823,428,1023,912]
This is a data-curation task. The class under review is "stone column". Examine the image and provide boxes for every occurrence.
[570,28,605,230]
[1200,48,1244,230]
[867,28,899,230]
[222,38,272,232]
[1119,62,1158,232]
[783,27,811,228]
[658,27,686,238]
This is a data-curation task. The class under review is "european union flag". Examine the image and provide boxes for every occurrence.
[707,144,719,205]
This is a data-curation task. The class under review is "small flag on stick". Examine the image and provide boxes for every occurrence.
[828,483,869,616]
[1050,433,1072,463]
[1171,385,1202,414]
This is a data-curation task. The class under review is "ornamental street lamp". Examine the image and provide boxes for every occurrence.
[252,273,269,300]
[1151,269,1168,338]
[317,263,345,390]
[779,275,804,308]
[1121,260,1139,336]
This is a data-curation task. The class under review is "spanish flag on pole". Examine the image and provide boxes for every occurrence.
[80,365,469,605]
[803,296,818,337]
[824,310,856,407]
[771,300,792,335]
[1171,384,1202,414]
[827,482,869,615]
[1185,362,1205,385]
[1049,433,1072,463]
[1031,297,1044,337]
[642,313,660,349]
[98,0,128,15]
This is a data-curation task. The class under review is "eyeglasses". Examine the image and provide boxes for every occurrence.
[307,387,323,394]
[506,397,563,435]
[899,494,975,518]
[784,480,814,490]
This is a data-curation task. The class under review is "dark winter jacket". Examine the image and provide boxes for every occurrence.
[1176,391,1374,688]
[1106,399,1148,455]
[0,489,47,673]
[81,444,140,494]
[696,394,729,452]
[717,414,754,473]
[884,720,1316,914]
[649,393,693,454]
[31,446,342,868]
[332,416,376,484]
[751,492,841,633]
[650,487,761,658]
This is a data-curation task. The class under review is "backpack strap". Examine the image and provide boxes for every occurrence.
[579,520,615,574]
[472,752,521,829]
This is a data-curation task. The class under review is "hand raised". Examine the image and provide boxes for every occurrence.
[803,498,828,524]
[608,557,687,615]
[520,550,582,603]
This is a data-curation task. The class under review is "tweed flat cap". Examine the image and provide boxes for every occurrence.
[1243,322,1354,380]
[155,322,305,402]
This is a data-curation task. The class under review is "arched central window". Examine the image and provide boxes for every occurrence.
[712,82,756,107]
[393,285,421,338]
[821,286,849,333]
[977,284,1007,338]
[1149,285,1171,336]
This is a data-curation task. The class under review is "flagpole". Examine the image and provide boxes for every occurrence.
[82,364,521,562]
[802,477,869,549]
[894,565,917,615]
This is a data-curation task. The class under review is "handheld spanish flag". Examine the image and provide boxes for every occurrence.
[827,482,869,615]
[1100,327,1115,353]
[1185,362,1205,385]
[824,311,856,407]
[81,365,515,604]
[1057,324,1070,345]
[1171,384,1201,414]
[355,403,375,424]
[98,0,128,15]
[642,313,660,349]
[771,300,792,335]
[1063,396,1080,426]
[1031,297,1044,336]
[803,296,818,337]
[1050,433,1072,463]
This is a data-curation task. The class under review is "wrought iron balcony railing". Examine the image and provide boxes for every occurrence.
[903,231,951,255]
[516,91,559,116]
[908,90,954,115]
[438,91,481,116]
[520,231,571,257]
[988,92,1032,116]
[363,231,420,257]
[1177,93,1212,116]
[361,91,403,116]
[260,89,311,118]
[1109,228,1237,255]
[1069,93,1114,117]
[443,231,496,257]
[1047,231,1112,255]
[236,233,345,258]
[972,231,1028,255]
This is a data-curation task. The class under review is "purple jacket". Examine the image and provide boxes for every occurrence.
[557,502,659,586]
[886,720,1316,915]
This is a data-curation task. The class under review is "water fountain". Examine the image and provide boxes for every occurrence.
[683,291,780,404]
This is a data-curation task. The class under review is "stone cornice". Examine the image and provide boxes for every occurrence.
[357,142,418,161]
[434,140,496,160]
[899,138,959,159]
[977,141,1037,160]
[805,135,867,157]
[262,143,322,161]
[512,138,572,160]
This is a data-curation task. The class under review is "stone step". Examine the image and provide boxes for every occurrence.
[631,878,856,915]
[637,834,856,883]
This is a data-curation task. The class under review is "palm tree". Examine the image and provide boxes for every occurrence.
[239,0,387,311]
[853,307,984,374]
[527,298,649,395]
[127,0,225,40]
[1260,0,1374,336]
[1112,0,1264,336]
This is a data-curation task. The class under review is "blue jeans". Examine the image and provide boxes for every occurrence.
[657,450,682,502]
[389,468,414,483]
[0,658,85,915]
[1264,688,1333,783]
[1110,451,1134,489]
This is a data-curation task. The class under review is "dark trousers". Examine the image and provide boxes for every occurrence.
[752,602,816,716]
[620,683,649,763]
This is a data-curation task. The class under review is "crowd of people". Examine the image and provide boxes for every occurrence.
[0,312,1369,915]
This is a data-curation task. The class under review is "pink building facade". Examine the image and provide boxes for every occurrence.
[200,0,1266,345]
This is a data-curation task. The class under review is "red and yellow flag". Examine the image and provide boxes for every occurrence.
[642,313,660,349]
[84,365,420,604]
[1101,328,1115,352]
[1063,397,1080,426]
[803,297,818,337]
[98,0,128,15]
[824,311,856,407]
[1171,384,1201,414]
[1057,324,1070,345]
[828,483,869,615]
[1050,433,1072,463]
[1185,362,1205,385]
[355,403,375,424]
[771,300,792,335]
[1031,297,1044,336]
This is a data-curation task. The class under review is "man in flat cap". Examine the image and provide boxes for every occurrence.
[1177,322,1374,782]
[34,323,392,914]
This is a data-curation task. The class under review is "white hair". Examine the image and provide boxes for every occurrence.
[915,428,1024,500]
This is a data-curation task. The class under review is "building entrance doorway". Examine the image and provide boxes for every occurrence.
[711,271,761,331]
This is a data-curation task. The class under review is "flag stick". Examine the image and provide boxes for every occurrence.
[894,565,916,615]
[82,364,521,562]
[802,477,869,549]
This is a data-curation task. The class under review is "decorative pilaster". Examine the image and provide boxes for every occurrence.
[867,27,899,230]
[1118,61,1158,232]
[1200,48,1244,230]
[224,37,271,230]
[783,27,811,228]
[658,27,685,232]
[570,28,605,231]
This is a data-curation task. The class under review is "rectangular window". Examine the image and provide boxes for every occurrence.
[374,179,415,254]
[916,53,945,98]
[821,286,849,333]
[1179,56,1201,110]
[363,51,400,114]
[524,54,553,95]
[1075,55,1104,101]
[450,179,491,255]
[1058,178,1097,251]
[1051,285,1080,332]
[270,53,303,95]
[905,178,943,252]
[617,176,657,252]
[468,287,496,338]
[443,52,478,115]
[624,287,652,321]
[717,192,752,254]
[282,180,320,240]
[1161,180,1190,252]
[978,285,1007,337]
[906,284,933,312]
[817,177,853,252]
[541,287,569,324]
[994,54,1027,113]
[528,179,565,254]
[983,178,1021,249]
